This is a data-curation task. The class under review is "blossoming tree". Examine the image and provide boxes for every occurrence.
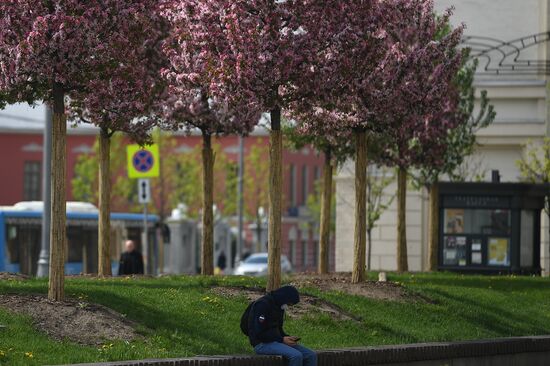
[160,0,260,275]
[289,0,394,283]
[163,0,341,289]
[68,5,166,276]
[0,0,163,299]
[376,2,464,272]
[214,0,320,290]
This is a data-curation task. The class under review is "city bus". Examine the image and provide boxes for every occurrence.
[0,201,159,276]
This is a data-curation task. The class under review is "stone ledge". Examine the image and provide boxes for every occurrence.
[61,335,550,366]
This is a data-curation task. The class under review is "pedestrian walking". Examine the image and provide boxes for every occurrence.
[217,251,227,274]
[118,240,144,275]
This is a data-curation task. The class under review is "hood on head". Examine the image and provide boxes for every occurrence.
[271,285,300,306]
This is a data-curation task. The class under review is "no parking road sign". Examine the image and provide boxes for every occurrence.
[127,144,160,178]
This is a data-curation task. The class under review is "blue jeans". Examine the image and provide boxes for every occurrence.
[254,342,317,366]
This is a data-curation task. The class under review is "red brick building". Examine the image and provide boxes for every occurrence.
[0,104,335,272]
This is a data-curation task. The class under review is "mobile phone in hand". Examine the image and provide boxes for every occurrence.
[292,336,301,341]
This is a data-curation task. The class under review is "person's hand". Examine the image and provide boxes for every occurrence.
[283,336,297,346]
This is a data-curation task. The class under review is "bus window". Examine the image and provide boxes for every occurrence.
[5,225,40,275]
[67,228,84,263]
[6,225,19,265]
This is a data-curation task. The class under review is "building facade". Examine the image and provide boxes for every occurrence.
[0,104,335,272]
[335,0,550,274]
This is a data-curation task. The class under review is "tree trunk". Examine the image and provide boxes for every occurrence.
[48,83,66,301]
[548,212,550,277]
[267,106,282,292]
[318,148,333,274]
[201,133,214,275]
[397,166,408,272]
[98,128,112,277]
[428,182,439,271]
[352,130,368,283]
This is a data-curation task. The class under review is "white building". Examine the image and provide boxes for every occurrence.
[335,0,550,273]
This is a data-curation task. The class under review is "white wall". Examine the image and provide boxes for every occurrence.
[335,165,425,272]
[436,0,543,60]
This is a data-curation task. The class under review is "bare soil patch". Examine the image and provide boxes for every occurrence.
[288,273,433,303]
[0,272,29,281]
[211,286,362,322]
[0,294,141,345]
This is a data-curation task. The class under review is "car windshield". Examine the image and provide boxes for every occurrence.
[244,256,268,264]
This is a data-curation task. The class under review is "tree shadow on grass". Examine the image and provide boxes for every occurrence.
[426,288,550,337]
[66,276,265,293]
[81,287,252,356]
[408,275,550,292]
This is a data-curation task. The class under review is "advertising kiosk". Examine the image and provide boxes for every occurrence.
[438,182,548,275]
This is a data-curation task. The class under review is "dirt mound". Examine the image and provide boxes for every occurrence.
[0,272,29,281]
[211,286,361,322]
[289,273,433,303]
[0,294,141,345]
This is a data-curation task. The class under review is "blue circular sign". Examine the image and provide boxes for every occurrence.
[132,150,155,173]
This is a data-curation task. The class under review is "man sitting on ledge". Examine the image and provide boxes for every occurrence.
[245,285,317,366]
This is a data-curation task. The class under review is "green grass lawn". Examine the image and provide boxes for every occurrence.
[1,272,550,365]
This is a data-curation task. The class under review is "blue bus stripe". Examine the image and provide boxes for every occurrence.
[0,210,159,222]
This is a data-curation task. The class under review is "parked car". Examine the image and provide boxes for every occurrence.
[233,252,292,276]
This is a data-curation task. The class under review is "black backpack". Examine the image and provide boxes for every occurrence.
[240,295,274,336]
[240,301,255,336]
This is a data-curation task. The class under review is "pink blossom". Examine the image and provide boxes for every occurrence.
[0,0,166,114]
[67,1,165,143]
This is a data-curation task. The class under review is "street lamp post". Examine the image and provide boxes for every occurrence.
[37,105,52,278]
[256,206,266,252]
[237,136,244,264]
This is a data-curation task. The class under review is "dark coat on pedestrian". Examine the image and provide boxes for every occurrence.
[118,250,144,275]
[247,286,300,347]
[217,252,227,270]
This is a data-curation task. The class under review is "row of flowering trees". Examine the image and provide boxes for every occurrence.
[1,0,466,300]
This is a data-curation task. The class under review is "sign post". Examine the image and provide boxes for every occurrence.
[127,145,159,275]
[138,178,151,274]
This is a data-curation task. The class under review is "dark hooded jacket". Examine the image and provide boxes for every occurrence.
[247,286,300,347]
